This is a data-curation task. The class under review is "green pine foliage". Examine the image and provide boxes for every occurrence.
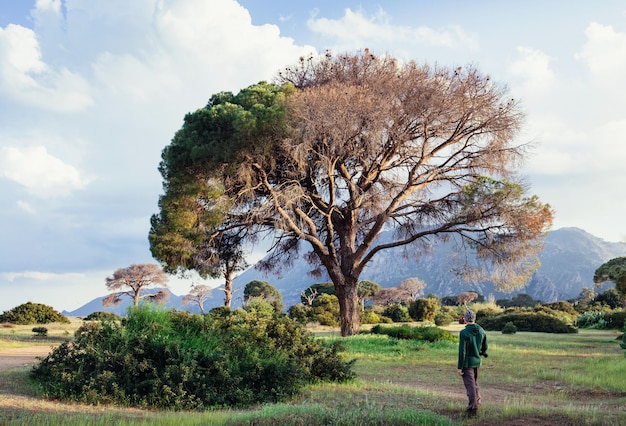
[0,302,70,325]
[30,305,355,409]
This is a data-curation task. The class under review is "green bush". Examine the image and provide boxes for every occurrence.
[32,326,48,336]
[83,311,121,322]
[603,310,626,330]
[434,311,455,326]
[311,294,340,326]
[576,310,606,329]
[382,304,410,322]
[479,310,577,333]
[0,302,69,325]
[287,304,310,324]
[409,298,438,322]
[360,309,381,324]
[501,322,517,334]
[543,301,577,316]
[31,305,355,409]
[368,324,457,343]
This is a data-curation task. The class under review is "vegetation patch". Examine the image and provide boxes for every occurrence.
[367,324,457,342]
[0,302,69,325]
[30,305,355,409]
[479,310,577,333]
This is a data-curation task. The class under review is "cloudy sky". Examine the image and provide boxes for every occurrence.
[1,0,625,313]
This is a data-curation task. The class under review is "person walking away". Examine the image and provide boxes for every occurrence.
[457,309,488,416]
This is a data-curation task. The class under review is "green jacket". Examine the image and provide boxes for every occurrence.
[457,323,488,369]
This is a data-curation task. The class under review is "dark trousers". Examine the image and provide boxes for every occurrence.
[461,367,480,410]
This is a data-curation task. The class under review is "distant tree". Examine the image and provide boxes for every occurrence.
[592,288,623,309]
[243,280,282,307]
[301,288,318,306]
[398,278,426,303]
[373,287,401,306]
[594,257,626,296]
[301,282,336,304]
[457,291,479,306]
[358,280,382,311]
[103,264,169,307]
[157,51,553,336]
[497,293,538,308]
[441,296,459,306]
[182,284,213,314]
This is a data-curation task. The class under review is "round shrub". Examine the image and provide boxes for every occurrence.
[0,302,69,325]
[434,311,455,326]
[360,309,381,324]
[83,311,121,322]
[31,305,355,409]
[32,327,48,336]
[409,298,438,322]
[501,322,517,334]
[287,304,310,324]
[311,294,340,326]
[382,304,410,322]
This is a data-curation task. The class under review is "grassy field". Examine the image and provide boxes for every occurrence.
[1,320,625,425]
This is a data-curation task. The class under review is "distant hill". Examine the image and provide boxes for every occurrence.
[62,288,203,317]
[65,227,626,316]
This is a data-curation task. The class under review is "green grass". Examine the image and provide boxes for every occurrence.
[1,322,626,425]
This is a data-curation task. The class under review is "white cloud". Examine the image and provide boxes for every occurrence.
[1,270,85,282]
[0,146,91,198]
[509,47,555,93]
[307,8,478,53]
[576,22,626,78]
[0,23,93,112]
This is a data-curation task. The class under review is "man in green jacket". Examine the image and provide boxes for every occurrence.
[457,309,488,416]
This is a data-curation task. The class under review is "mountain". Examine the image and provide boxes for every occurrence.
[65,227,626,316]
[62,288,203,317]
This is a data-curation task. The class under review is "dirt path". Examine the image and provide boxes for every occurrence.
[0,346,53,370]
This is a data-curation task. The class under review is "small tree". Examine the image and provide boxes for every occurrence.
[398,278,426,303]
[457,291,479,307]
[103,264,169,307]
[358,280,382,311]
[243,280,282,307]
[182,284,213,314]
[594,257,626,297]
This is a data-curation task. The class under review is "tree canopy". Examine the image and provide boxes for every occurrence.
[594,257,626,296]
[153,50,553,335]
[104,264,169,307]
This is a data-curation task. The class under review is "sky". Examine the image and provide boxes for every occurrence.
[0,0,625,313]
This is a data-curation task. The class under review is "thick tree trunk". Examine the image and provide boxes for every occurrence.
[335,282,360,336]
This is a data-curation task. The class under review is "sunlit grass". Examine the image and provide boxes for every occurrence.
[2,321,626,424]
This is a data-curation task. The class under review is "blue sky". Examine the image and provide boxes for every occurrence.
[1,0,625,312]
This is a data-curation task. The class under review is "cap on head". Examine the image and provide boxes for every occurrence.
[464,310,476,323]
